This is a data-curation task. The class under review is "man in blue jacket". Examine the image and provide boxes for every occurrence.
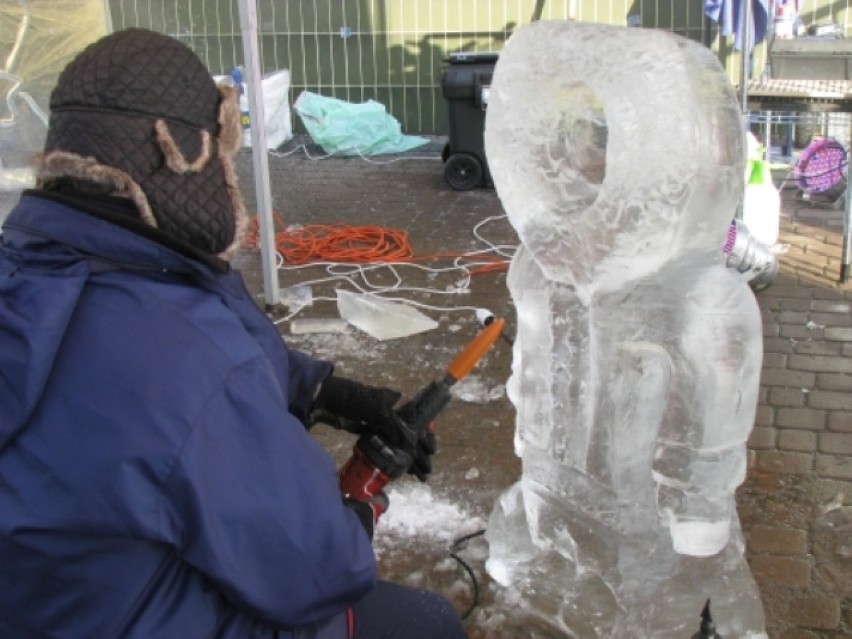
[0,28,465,639]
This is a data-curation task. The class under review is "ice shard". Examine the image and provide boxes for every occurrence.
[484,21,767,638]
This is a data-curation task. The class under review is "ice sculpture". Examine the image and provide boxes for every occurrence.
[484,21,767,638]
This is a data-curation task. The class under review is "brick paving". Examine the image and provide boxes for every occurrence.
[235,148,851,638]
[738,177,852,639]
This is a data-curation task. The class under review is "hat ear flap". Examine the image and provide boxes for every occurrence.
[214,83,248,261]
[155,120,212,173]
[217,84,243,155]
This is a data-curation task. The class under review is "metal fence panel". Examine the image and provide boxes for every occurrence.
[108,0,852,134]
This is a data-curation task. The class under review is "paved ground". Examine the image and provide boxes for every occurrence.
[233,145,851,638]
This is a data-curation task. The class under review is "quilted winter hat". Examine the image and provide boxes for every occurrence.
[35,28,247,259]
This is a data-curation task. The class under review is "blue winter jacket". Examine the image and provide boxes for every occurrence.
[0,194,376,637]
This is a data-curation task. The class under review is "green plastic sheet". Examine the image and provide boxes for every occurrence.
[294,91,428,156]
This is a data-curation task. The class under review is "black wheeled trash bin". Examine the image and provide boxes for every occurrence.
[440,52,498,190]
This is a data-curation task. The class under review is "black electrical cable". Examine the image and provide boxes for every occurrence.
[449,528,487,621]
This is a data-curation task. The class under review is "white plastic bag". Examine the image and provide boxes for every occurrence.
[217,69,294,150]
[742,157,781,247]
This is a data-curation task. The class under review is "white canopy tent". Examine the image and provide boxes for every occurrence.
[0,0,282,305]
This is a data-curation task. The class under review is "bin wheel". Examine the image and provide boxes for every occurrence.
[444,153,483,190]
[441,142,452,163]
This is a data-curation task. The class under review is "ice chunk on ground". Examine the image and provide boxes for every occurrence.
[336,289,438,340]
[289,317,349,335]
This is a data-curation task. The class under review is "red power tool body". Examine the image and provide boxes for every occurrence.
[338,319,505,521]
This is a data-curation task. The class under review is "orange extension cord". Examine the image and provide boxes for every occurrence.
[242,214,508,275]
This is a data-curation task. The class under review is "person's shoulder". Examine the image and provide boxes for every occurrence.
[82,272,264,374]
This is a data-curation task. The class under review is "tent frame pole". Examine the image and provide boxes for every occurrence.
[237,0,280,307]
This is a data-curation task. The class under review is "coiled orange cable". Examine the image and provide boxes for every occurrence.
[243,214,413,264]
[242,213,508,272]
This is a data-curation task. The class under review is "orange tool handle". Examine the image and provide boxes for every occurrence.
[446,318,505,381]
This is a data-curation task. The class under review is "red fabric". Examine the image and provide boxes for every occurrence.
[347,608,355,639]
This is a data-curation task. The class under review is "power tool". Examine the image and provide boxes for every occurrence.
[338,318,506,521]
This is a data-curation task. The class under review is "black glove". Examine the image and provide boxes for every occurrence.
[310,375,402,435]
[312,375,437,481]
[358,414,435,483]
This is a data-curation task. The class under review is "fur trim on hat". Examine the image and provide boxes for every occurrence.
[215,84,247,260]
[217,84,243,155]
[33,151,158,228]
[155,121,212,174]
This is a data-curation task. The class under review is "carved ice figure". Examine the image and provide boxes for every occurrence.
[484,21,767,638]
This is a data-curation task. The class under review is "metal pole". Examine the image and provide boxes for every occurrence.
[843,126,852,282]
[237,0,280,307]
[737,0,754,223]
[738,0,752,111]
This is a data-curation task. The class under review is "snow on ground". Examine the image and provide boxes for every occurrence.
[372,482,494,628]
[374,482,486,548]
[450,375,506,403]
[281,327,391,363]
